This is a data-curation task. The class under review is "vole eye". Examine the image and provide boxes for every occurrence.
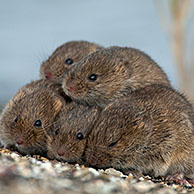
[108,141,117,147]
[76,132,84,140]
[88,74,98,81]
[34,119,42,128]
[65,58,73,65]
[55,129,60,136]
[14,116,18,123]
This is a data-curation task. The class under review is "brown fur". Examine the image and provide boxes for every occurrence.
[0,79,66,155]
[47,102,100,163]
[84,84,194,180]
[62,46,171,107]
[40,40,103,81]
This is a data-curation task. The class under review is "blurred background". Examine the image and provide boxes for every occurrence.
[0,0,194,107]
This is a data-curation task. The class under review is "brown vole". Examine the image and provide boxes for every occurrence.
[0,79,67,155]
[40,40,103,81]
[84,84,194,184]
[62,46,171,107]
[46,102,100,163]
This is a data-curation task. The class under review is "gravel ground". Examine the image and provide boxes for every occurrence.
[0,149,194,194]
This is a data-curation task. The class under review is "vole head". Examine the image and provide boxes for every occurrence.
[47,104,100,164]
[62,46,170,108]
[40,40,103,81]
[0,87,63,155]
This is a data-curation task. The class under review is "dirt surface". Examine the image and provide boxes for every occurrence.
[0,149,193,194]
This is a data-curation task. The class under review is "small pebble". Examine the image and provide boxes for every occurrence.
[105,168,126,177]
[133,182,156,192]
[88,168,100,176]
[139,177,144,181]
[73,168,90,178]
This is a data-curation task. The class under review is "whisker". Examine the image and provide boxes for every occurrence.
[42,117,63,131]
[86,144,109,150]
[35,142,47,150]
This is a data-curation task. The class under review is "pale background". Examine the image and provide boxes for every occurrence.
[0,0,177,106]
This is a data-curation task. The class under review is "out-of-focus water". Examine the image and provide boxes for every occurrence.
[0,0,177,105]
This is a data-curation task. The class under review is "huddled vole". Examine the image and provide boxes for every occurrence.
[40,40,103,81]
[46,102,100,163]
[62,46,171,107]
[84,84,194,185]
[0,79,67,155]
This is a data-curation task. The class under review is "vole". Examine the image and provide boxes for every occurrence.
[40,40,103,81]
[62,46,171,107]
[0,79,67,155]
[46,102,100,164]
[84,84,194,186]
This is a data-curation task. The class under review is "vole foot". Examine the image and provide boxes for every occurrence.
[166,173,191,187]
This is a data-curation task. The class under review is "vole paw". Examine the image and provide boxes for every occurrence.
[166,173,191,187]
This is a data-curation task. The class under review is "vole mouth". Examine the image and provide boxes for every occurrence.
[16,144,30,151]
[62,86,80,101]
[62,82,74,95]
[62,82,89,105]
[16,142,35,152]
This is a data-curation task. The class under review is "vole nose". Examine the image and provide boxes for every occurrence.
[16,138,24,145]
[57,150,65,156]
[45,72,52,79]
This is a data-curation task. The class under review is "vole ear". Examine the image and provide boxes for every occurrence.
[119,59,132,76]
[12,83,38,103]
[13,89,27,101]
[9,89,27,107]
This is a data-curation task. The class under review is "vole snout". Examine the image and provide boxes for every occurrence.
[15,137,24,145]
[57,149,65,157]
[45,72,52,79]
[66,84,74,93]
[64,80,76,94]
